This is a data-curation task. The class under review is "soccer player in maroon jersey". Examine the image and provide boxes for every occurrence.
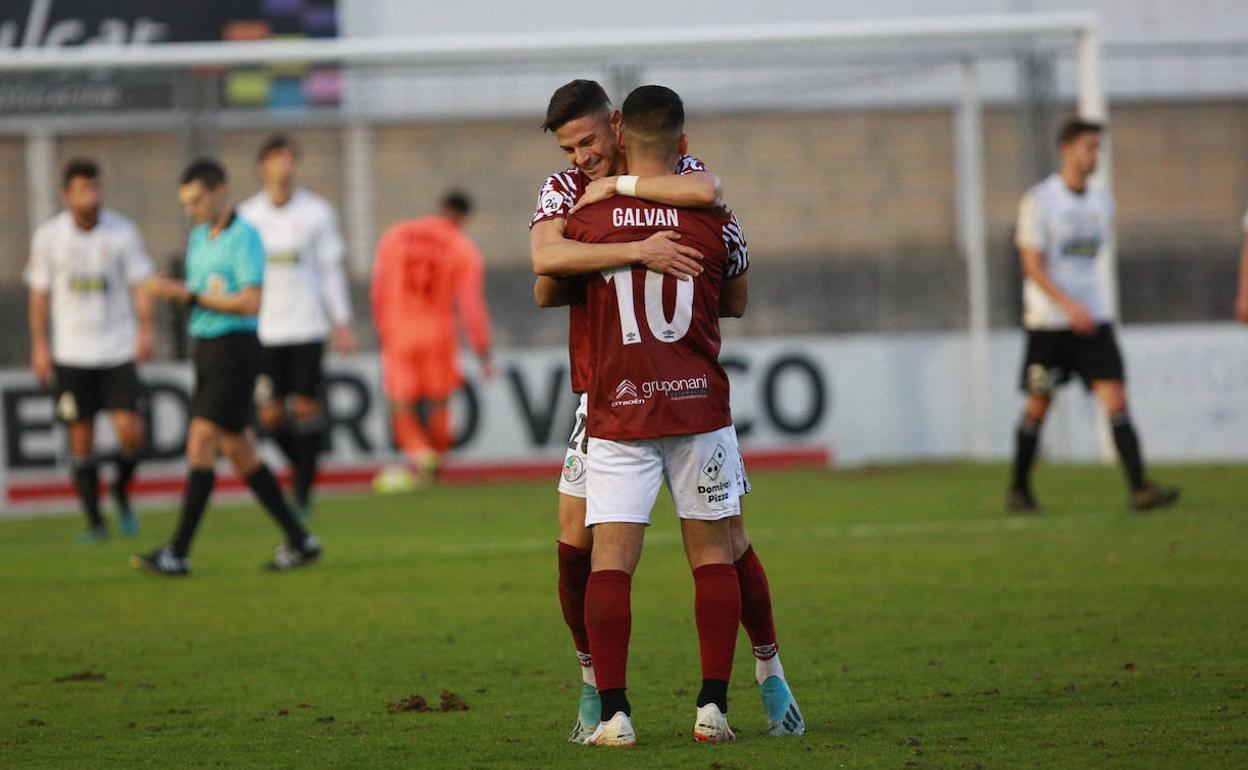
[530,80,801,742]
[562,85,802,746]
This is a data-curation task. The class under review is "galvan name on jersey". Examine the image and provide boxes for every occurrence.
[612,207,679,228]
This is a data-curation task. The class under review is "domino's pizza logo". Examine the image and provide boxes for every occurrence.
[702,444,728,481]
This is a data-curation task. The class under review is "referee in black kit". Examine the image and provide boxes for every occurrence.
[132,159,320,576]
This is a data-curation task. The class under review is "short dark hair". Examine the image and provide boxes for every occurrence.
[441,189,473,216]
[621,85,685,157]
[257,133,298,162]
[180,158,227,189]
[62,159,99,190]
[1058,118,1103,147]
[541,79,611,133]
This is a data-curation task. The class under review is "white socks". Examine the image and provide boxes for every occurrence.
[755,651,785,685]
[580,657,597,688]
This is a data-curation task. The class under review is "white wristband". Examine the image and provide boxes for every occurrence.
[616,175,639,197]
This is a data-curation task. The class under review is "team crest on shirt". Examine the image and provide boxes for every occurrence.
[563,455,585,483]
[611,379,645,408]
[56,392,79,422]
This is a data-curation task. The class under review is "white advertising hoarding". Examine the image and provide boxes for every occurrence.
[1,325,1245,517]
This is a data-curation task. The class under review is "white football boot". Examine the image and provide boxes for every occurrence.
[692,703,736,743]
[585,711,636,747]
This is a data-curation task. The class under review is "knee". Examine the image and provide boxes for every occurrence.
[256,402,284,429]
[728,522,750,562]
[68,425,94,458]
[291,396,322,422]
[118,417,145,453]
[185,435,216,467]
[1024,395,1051,422]
[220,436,258,475]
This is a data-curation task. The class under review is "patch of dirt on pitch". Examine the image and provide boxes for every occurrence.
[387,694,432,713]
[438,690,469,711]
[53,671,105,683]
[386,690,470,713]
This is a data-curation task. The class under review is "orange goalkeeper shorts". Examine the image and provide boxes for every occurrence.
[381,345,461,402]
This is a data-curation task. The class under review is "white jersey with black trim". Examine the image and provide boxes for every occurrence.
[24,208,153,368]
[240,187,352,346]
[1015,173,1115,330]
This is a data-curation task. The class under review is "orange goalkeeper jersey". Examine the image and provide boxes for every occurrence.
[370,215,492,357]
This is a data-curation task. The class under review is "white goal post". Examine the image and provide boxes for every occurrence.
[0,13,1110,460]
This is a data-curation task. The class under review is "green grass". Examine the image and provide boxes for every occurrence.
[1,463,1246,769]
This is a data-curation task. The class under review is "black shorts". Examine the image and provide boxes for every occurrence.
[53,362,142,423]
[1020,323,1125,395]
[256,341,324,403]
[192,332,261,432]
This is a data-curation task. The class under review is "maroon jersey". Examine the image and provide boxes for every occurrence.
[529,155,708,394]
[564,198,749,440]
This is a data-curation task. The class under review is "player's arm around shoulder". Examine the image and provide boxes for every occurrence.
[571,170,722,214]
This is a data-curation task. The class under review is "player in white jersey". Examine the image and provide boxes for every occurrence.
[239,135,355,519]
[1009,119,1178,514]
[1236,204,1248,324]
[25,160,154,542]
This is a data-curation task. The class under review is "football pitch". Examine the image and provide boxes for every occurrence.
[1,463,1245,769]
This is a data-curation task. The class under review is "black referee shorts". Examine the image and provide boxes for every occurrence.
[192,331,261,433]
[256,341,324,404]
[53,362,142,423]
[1019,323,1125,395]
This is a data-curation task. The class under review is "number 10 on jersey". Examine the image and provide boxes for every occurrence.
[601,267,694,345]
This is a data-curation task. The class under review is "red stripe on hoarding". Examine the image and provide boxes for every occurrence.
[5,447,830,504]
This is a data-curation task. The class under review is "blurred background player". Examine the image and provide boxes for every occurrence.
[25,159,154,543]
[240,134,356,520]
[566,84,753,746]
[371,191,493,485]
[1009,119,1179,514]
[531,79,800,742]
[1237,200,1248,324]
[132,159,320,576]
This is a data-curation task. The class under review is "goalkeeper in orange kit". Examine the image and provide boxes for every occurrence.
[370,191,493,482]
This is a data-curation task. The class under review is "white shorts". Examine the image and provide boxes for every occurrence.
[557,393,589,499]
[585,424,744,526]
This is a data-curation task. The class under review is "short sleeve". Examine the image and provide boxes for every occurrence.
[122,222,155,285]
[1015,189,1047,252]
[236,226,266,287]
[722,210,749,279]
[530,172,577,228]
[677,155,707,175]
[24,227,53,290]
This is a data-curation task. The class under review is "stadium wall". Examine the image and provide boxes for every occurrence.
[2,324,1246,517]
[1,99,1245,369]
